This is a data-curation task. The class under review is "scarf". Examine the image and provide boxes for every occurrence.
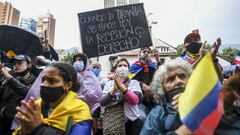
[14,91,92,134]
[129,60,157,79]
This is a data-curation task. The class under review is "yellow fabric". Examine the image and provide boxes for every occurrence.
[128,73,135,79]
[40,91,92,131]
[14,91,92,134]
[187,52,200,59]
[179,53,218,118]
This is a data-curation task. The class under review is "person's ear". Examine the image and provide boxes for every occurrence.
[27,63,32,68]
[65,81,73,91]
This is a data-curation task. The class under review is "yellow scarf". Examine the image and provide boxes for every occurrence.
[187,52,200,59]
[14,91,92,134]
[41,91,92,131]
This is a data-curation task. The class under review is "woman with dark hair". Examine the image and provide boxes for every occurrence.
[14,62,92,135]
[101,58,143,135]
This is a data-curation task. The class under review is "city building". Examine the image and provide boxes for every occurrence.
[104,0,140,8]
[36,13,56,47]
[19,17,37,32]
[0,1,20,26]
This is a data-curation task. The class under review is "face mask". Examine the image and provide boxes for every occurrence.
[40,86,66,103]
[116,66,129,78]
[166,87,185,103]
[140,56,150,64]
[17,68,29,76]
[186,42,202,54]
[73,61,84,72]
[91,68,101,76]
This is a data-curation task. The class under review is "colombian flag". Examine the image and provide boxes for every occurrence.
[179,53,224,135]
[129,60,157,79]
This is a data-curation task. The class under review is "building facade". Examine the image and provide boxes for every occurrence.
[19,17,37,32]
[0,1,20,26]
[104,0,139,8]
[36,13,56,47]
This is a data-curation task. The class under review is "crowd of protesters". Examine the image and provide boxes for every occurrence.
[0,30,239,135]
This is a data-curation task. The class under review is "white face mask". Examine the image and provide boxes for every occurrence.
[73,61,84,72]
[116,66,129,78]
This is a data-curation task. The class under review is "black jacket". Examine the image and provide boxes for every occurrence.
[0,74,36,134]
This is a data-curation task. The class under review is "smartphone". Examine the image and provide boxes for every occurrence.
[44,29,47,40]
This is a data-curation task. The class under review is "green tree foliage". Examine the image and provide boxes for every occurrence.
[61,51,79,64]
[176,44,184,56]
[220,47,239,62]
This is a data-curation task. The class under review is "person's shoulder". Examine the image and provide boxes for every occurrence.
[130,79,139,84]
[152,105,163,111]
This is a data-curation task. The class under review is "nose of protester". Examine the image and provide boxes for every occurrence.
[174,76,186,89]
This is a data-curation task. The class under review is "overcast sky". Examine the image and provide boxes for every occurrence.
[3,0,240,49]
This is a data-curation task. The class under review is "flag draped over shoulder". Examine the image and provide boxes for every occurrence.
[129,60,157,79]
[179,53,224,135]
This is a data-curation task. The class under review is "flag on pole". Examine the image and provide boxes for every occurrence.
[179,53,224,135]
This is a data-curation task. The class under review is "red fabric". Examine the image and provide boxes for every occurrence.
[135,60,153,73]
[232,60,240,65]
[194,92,224,135]
[124,91,140,105]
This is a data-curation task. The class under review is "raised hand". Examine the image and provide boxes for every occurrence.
[211,38,221,58]
[113,72,127,93]
[199,41,207,58]
[15,97,43,134]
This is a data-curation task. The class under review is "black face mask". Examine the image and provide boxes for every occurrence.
[40,86,66,103]
[186,42,202,54]
[17,68,29,76]
[140,56,150,64]
[166,87,185,103]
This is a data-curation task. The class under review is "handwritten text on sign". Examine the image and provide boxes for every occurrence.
[78,3,152,58]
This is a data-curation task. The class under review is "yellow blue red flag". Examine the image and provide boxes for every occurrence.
[179,53,223,135]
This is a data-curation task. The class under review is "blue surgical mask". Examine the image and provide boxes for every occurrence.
[73,61,84,72]
[91,68,101,76]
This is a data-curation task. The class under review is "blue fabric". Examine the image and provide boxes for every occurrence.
[130,63,143,75]
[91,68,101,77]
[140,104,180,135]
[130,62,157,75]
[70,120,92,135]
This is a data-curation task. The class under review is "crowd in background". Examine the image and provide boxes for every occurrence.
[0,30,239,135]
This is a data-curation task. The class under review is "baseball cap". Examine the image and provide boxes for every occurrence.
[10,54,31,63]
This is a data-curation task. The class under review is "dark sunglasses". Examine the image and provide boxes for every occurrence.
[142,50,150,54]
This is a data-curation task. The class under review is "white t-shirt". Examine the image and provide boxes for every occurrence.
[102,79,142,121]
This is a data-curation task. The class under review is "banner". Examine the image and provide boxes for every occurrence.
[78,3,152,58]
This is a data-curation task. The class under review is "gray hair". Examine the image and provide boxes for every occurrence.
[150,58,193,104]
